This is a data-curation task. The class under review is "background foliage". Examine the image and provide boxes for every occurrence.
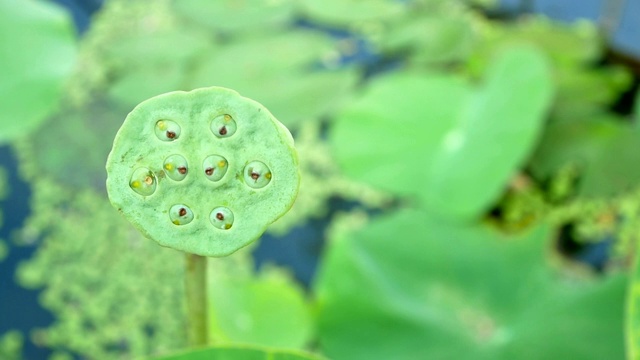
[1,0,640,359]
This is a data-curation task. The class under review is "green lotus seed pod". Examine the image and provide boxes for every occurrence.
[106,87,300,257]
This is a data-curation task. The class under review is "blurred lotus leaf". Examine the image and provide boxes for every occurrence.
[315,209,625,359]
[106,30,211,67]
[529,114,640,197]
[171,0,295,34]
[108,63,190,107]
[331,45,553,220]
[106,29,214,107]
[299,0,406,26]
[207,256,313,348]
[0,0,76,143]
[377,4,476,65]
[151,345,325,360]
[191,32,357,127]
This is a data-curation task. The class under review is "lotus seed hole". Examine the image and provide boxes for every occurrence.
[164,154,188,181]
[129,168,157,196]
[203,155,228,182]
[243,161,272,189]
[211,114,237,138]
[169,204,194,225]
[210,207,234,230]
[155,120,181,141]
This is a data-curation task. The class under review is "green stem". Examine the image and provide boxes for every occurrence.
[185,253,208,346]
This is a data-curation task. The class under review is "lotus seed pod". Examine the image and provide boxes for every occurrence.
[106,87,300,257]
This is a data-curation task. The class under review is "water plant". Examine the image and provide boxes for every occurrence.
[3,0,640,359]
[0,0,76,144]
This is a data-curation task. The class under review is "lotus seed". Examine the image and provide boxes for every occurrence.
[210,207,234,230]
[243,161,272,189]
[211,114,237,138]
[163,154,188,181]
[169,204,194,225]
[203,155,228,182]
[155,120,181,141]
[129,168,157,196]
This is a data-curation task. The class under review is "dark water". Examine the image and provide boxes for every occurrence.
[0,146,52,360]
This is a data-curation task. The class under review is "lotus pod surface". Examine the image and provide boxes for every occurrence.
[106,87,300,256]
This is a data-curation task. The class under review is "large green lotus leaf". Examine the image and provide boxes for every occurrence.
[191,32,357,126]
[0,0,76,143]
[207,257,313,348]
[331,71,468,198]
[529,115,640,197]
[171,0,295,33]
[425,45,552,218]
[299,0,405,25]
[152,345,324,360]
[315,210,626,360]
[331,45,552,220]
